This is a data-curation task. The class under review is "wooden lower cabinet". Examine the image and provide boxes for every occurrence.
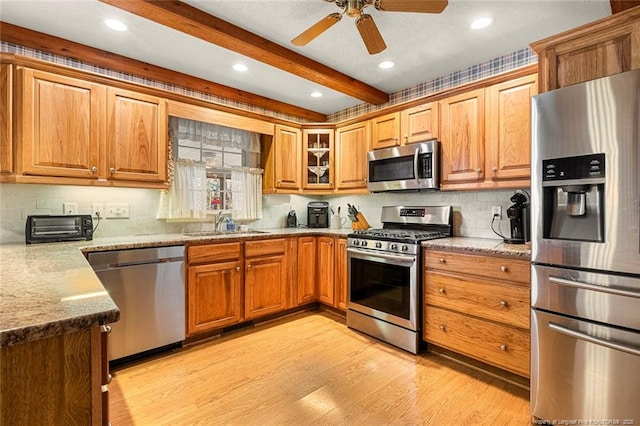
[1,326,107,425]
[244,239,287,320]
[317,236,335,305]
[297,236,317,305]
[335,238,348,310]
[423,249,531,377]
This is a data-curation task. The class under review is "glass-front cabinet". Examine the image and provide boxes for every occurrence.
[303,129,334,190]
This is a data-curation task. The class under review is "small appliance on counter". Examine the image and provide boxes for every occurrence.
[286,209,297,228]
[26,214,93,244]
[504,191,530,244]
[307,201,329,228]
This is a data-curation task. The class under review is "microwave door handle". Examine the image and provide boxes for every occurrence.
[413,148,421,181]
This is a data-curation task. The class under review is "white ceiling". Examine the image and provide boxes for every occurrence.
[0,0,611,115]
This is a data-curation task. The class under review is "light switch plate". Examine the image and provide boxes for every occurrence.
[105,203,130,219]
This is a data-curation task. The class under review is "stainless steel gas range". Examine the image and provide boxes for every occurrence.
[346,205,452,353]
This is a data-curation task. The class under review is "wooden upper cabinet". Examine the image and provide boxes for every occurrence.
[106,88,167,183]
[302,128,333,190]
[17,68,104,179]
[401,101,439,144]
[531,7,640,93]
[335,120,369,190]
[439,88,485,184]
[485,74,537,182]
[370,112,400,149]
[273,124,301,190]
[0,63,13,174]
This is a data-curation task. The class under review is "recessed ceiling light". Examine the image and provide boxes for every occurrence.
[310,91,323,98]
[470,17,493,30]
[104,19,128,32]
[378,60,395,69]
[232,63,248,72]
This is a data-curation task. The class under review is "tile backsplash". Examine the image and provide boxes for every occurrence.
[0,183,526,244]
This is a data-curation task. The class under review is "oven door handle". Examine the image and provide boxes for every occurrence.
[549,276,640,299]
[548,322,640,357]
[347,247,416,264]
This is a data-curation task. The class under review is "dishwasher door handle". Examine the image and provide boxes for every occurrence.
[98,256,184,270]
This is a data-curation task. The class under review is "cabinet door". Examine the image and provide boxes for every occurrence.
[317,236,335,305]
[297,236,317,305]
[302,129,333,189]
[335,238,348,310]
[1,64,13,174]
[188,260,243,335]
[273,124,301,190]
[245,254,287,319]
[485,74,537,182]
[335,121,369,190]
[371,112,400,149]
[440,89,485,184]
[18,68,103,178]
[106,88,167,183]
[401,102,439,145]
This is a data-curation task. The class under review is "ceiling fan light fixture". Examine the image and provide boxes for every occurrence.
[104,19,128,32]
[470,17,493,30]
[346,0,363,18]
[232,63,248,72]
[378,60,395,69]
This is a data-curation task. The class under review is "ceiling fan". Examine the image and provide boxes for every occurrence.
[292,0,448,55]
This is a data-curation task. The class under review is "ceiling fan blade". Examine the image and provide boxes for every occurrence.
[375,0,448,13]
[292,13,342,46]
[356,14,386,55]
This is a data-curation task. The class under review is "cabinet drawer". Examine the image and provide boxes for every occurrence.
[245,238,286,257]
[188,242,241,264]
[424,271,530,329]
[424,306,530,377]
[424,250,530,285]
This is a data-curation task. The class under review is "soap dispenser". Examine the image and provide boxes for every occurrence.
[226,217,235,231]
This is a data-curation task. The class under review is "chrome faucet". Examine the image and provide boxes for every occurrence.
[215,211,227,231]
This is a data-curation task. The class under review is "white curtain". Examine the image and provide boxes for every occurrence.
[174,118,261,153]
[231,168,263,221]
[157,161,208,219]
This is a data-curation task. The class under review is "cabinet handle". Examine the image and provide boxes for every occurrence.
[500,344,507,351]
[476,168,482,173]
[439,325,446,332]
[91,166,97,172]
[438,258,446,264]
[236,266,240,272]
[500,265,508,272]
[499,300,508,307]
[492,166,498,173]
[109,167,115,174]
[439,288,446,294]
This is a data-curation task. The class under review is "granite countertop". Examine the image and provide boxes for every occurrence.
[422,237,532,258]
[0,228,352,348]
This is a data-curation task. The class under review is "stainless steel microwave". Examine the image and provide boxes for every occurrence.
[26,215,93,244]
[367,140,440,192]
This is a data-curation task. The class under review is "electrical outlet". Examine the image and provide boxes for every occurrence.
[104,203,130,219]
[91,203,104,218]
[63,202,78,215]
[491,205,502,219]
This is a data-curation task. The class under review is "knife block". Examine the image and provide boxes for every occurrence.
[351,212,370,230]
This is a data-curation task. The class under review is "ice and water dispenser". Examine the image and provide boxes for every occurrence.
[542,153,605,242]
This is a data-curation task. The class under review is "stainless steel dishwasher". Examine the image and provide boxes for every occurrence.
[88,245,185,362]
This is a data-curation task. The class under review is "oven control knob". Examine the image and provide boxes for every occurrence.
[390,243,398,250]
[401,245,408,251]
[375,242,382,248]
[353,240,360,246]
[362,241,368,247]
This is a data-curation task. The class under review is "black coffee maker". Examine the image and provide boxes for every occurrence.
[307,201,329,228]
[505,191,530,244]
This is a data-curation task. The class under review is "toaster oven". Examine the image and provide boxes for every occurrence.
[26,215,94,244]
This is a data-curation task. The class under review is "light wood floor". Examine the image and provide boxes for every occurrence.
[110,311,531,425]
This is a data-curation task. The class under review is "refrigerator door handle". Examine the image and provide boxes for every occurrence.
[549,322,640,357]
[549,276,640,299]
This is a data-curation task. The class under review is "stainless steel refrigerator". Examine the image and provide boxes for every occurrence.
[531,70,640,422]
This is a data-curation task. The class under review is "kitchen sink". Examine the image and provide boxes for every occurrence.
[182,230,269,237]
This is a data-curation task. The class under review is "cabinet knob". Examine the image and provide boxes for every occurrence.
[439,325,446,332]
[499,300,508,307]
[236,266,240,272]
[492,166,498,173]
[107,373,113,384]
[91,166,98,172]
[102,324,112,334]
[439,288,446,294]
[363,179,367,183]
[247,264,252,270]
[500,265,508,272]
[109,167,115,174]
[476,168,482,173]
[500,344,507,351]
[438,258,446,264]
[404,135,408,141]
[277,180,282,184]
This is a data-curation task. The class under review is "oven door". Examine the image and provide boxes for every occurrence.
[347,247,418,330]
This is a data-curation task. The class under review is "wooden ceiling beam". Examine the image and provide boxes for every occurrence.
[0,22,326,122]
[610,0,640,14]
[98,0,390,105]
